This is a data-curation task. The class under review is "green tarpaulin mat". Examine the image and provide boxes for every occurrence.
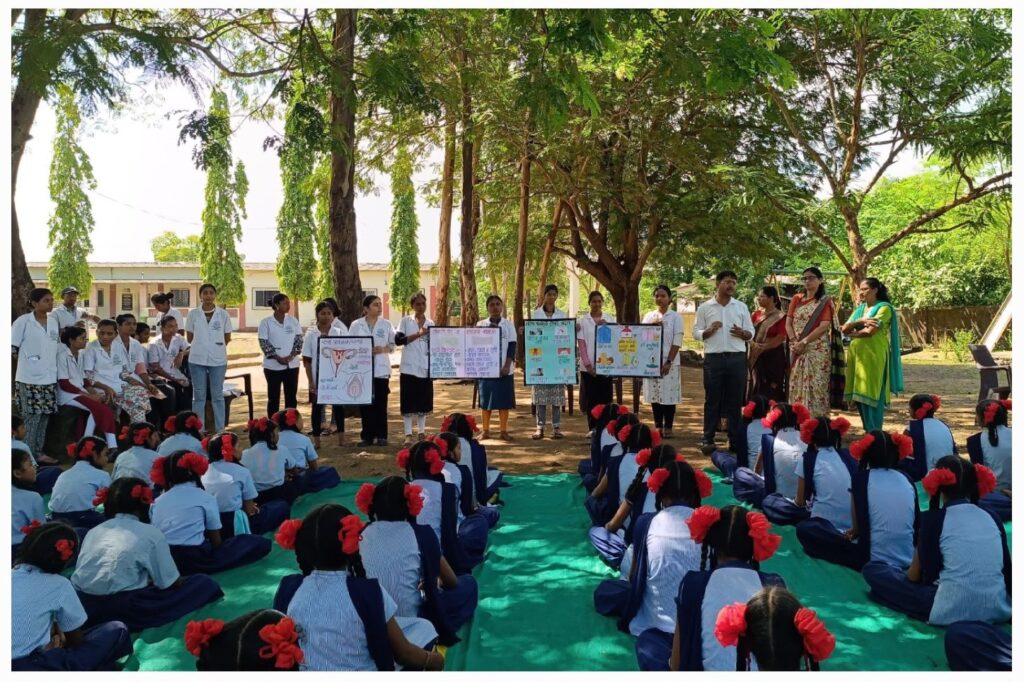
[118,472,1010,671]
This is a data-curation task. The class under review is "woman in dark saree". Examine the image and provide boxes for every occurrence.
[747,286,788,402]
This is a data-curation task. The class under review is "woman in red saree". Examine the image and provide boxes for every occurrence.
[748,286,788,403]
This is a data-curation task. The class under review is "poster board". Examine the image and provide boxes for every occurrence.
[523,319,578,386]
[427,326,502,379]
[593,323,663,378]
[316,336,374,405]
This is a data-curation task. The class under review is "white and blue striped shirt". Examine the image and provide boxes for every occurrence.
[441,462,466,523]
[866,469,916,567]
[241,442,303,491]
[700,567,766,671]
[629,505,700,636]
[157,433,207,457]
[71,513,180,594]
[277,430,319,465]
[412,478,444,545]
[201,460,258,513]
[12,486,47,545]
[150,481,222,546]
[919,418,957,470]
[11,564,88,659]
[111,446,162,483]
[360,521,423,617]
[48,460,111,513]
[801,447,852,531]
[979,426,1012,490]
[746,421,771,463]
[617,452,640,506]
[769,429,806,501]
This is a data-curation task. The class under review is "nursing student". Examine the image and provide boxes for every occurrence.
[185,283,232,432]
[257,293,304,417]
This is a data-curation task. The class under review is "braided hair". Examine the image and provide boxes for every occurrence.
[739,586,821,671]
[152,450,209,490]
[762,403,806,435]
[165,410,205,439]
[102,476,154,522]
[624,444,678,510]
[651,459,702,510]
[434,432,461,462]
[247,417,279,448]
[271,409,303,433]
[743,395,773,423]
[621,423,656,454]
[976,399,1010,447]
[118,421,160,453]
[445,413,477,441]
[68,435,109,469]
[293,504,367,577]
[400,441,447,483]
[206,432,240,463]
[592,403,626,434]
[699,505,758,571]
[909,394,940,421]
[192,609,300,671]
[16,521,78,573]
[925,455,984,510]
[361,476,419,523]
[855,430,902,471]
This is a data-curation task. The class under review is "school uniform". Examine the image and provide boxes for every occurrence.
[157,432,207,457]
[636,562,786,671]
[258,313,304,416]
[579,426,619,491]
[413,478,487,575]
[711,420,770,479]
[11,564,133,671]
[13,439,61,495]
[83,339,150,424]
[201,459,290,537]
[795,447,860,568]
[49,461,111,530]
[70,513,223,631]
[577,312,616,426]
[967,427,1012,522]
[150,481,271,575]
[288,570,437,671]
[11,312,60,456]
[56,345,118,448]
[348,316,396,442]
[585,448,625,528]
[303,324,346,435]
[240,442,303,505]
[50,304,90,331]
[902,417,958,482]
[461,437,506,506]
[446,454,500,529]
[476,317,518,411]
[864,499,1011,624]
[12,485,47,558]
[147,334,192,411]
[111,446,162,484]
[588,465,660,571]
[396,315,435,417]
[733,429,808,523]
[277,429,341,494]
[945,621,1012,671]
[185,306,233,432]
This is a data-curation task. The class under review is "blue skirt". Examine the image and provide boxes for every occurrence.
[475,505,500,529]
[433,574,479,634]
[593,577,630,617]
[296,466,342,494]
[478,376,516,411]
[945,621,1012,671]
[457,515,489,569]
[978,492,1011,523]
[169,536,272,575]
[273,573,304,612]
[710,450,738,479]
[11,621,132,671]
[762,493,810,526]
[588,526,627,570]
[795,517,867,570]
[76,574,223,631]
[636,628,674,671]
[733,468,765,508]
[51,509,106,531]
[249,499,291,535]
[34,466,62,496]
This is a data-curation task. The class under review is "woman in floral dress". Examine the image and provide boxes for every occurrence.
[785,267,835,417]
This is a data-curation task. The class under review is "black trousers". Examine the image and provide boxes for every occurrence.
[580,372,614,429]
[146,382,177,427]
[311,403,344,434]
[360,378,391,442]
[651,403,677,431]
[702,352,747,450]
[264,367,300,417]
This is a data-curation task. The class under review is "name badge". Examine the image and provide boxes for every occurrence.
[211,321,221,331]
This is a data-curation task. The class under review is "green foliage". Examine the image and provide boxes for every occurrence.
[45,84,94,296]
[150,232,202,262]
[311,157,335,303]
[939,328,975,363]
[387,146,421,314]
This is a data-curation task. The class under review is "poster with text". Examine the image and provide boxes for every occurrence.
[593,323,663,378]
[427,327,502,379]
[524,319,578,385]
[316,336,374,405]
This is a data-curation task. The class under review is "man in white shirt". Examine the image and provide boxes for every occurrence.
[50,287,101,331]
[692,270,754,455]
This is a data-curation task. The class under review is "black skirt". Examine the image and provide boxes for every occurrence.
[399,373,434,414]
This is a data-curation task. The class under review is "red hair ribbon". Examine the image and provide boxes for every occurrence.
[606,421,618,436]
[275,519,303,550]
[258,617,304,669]
[647,467,671,494]
[177,452,209,476]
[768,400,778,409]
[694,468,713,499]
[338,515,365,555]
[922,467,958,497]
[66,442,77,458]
[635,448,652,468]
[164,415,178,433]
[201,437,210,452]
[651,429,663,447]
[617,405,629,416]
[761,407,782,430]
[686,505,721,544]
[248,416,271,432]
[131,484,154,505]
[20,519,42,536]
[1001,399,1012,411]
[464,414,479,433]
[590,404,607,421]
[890,432,914,460]
[974,463,998,498]
[714,602,748,647]
[150,457,168,488]
[396,448,412,470]
[431,436,449,458]
[184,414,203,431]
[741,401,756,419]
[221,437,236,462]
[617,424,633,444]
[914,402,935,421]
[405,483,424,517]
[133,427,152,447]
[830,417,851,437]
[92,487,109,507]
[799,419,820,446]
[983,401,1003,426]
[792,403,811,425]
[185,618,225,657]
[68,439,97,460]
[794,607,836,662]
[440,415,453,433]
[675,453,686,462]
[119,425,131,441]
[425,447,446,475]
[355,483,376,515]
[848,433,875,461]
[284,409,299,427]
[746,511,782,561]
[55,538,75,561]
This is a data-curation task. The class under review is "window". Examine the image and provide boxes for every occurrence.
[361,288,378,298]
[253,289,281,308]
[121,293,133,311]
[169,288,191,307]
[96,289,105,308]
[82,298,90,307]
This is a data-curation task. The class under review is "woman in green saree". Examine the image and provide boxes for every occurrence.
[841,277,904,432]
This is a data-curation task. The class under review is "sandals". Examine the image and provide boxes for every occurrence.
[403,435,414,446]
[480,431,492,441]
[499,431,513,441]
[531,429,545,440]
[417,432,427,442]
[552,429,564,440]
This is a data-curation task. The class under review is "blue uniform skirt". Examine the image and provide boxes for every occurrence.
[945,621,1012,671]
[169,535,272,575]
[76,574,224,631]
[588,526,627,569]
[593,577,630,617]
[248,499,291,535]
[11,621,132,671]
[434,575,479,633]
[51,509,106,531]
[584,494,613,527]
[862,560,937,622]
[732,467,765,508]
[636,628,674,671]
[475,505,500,529]
[710,450,738,479]
[795,517,867,570]
[296,466,342,494]
[33,466,62,496]
[761,493,810,526]
[978,492,1011,523]
[457,515,489,569]
[273,573,304,612]
[255,481,299,506]
[478,376,516,411]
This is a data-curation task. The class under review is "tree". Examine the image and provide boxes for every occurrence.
[434,110,457,324]
[388,145,421,315]
[45,84,95,297]
[150,232,202,262]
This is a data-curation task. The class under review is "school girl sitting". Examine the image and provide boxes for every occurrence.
[734,403,811,524]
[711,395,773,481]
[591,421,659,530]
[279,504,446,670]
[585,413,639,526]
[12,450,47,560]
[710,586,836,671]
[580,403,629,492]
[434,431,500,528]
[593,460,710,639]
[111,422,162,483]
[82,318,151,424]
[201,432,290,537]
[49,436,112,531]
[149,450,272,575]
[241,417,304,506]
[57,326,119,450]
[11,521,134,671]
[271,409,341,494]
[70,477,223,631]
[186,610,304,671]
[901,393,957,482]
[441,412,505,505]
[639,505,784,671]
[357,476,479,645]
[967,399,1012,521]
[944,621,1012,672]
[862,456,1011,625]
[12,415,61,494]
[399,440,489,575]
[158,411,208,456]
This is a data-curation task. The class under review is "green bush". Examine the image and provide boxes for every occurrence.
[940,328,975,363]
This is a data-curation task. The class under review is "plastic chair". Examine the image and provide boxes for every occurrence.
[969,344,1011,403]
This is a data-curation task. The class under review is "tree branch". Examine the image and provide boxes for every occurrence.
[765,86,841,195]
[838,26,868,189]
[811,15,844,138]
[857,137,909,205]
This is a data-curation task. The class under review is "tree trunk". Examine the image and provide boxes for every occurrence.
[842,208,869,284]
[512,141,531,367]
[457,43,479,326]
[535,201,562,305]
[434,109,456,325]
[328,9,363,325]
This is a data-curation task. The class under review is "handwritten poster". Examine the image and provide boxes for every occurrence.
[316,336,374,405]
[593,324,663,378]
[427,327,502,379]
[524,319,578,385]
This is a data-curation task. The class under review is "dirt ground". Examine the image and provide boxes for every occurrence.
[219,342,1006,480]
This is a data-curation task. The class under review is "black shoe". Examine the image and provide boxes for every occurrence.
[356,440,374,447]
[700,441,716,455]
[376,438,388,447]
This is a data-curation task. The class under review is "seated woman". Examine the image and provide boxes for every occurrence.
[70,478,223,631]
[580,403,629,491]
[863,456,1011,625]
[593,460,710,639]
[442,413,506,506]
[240,417,303,506]
[734,403,810,523]
[49,436,112,531]
[12,450,47,560]
[711,395,773,481]
[201,432,290,537]
[434,432,499,529]
[149,450,272,575]
[186,610,303,671]
[901,394,957,482]
[584,413,638,527]
[637,505,784,671]
[158,411,208,456]
[271,409,341,494]
[967,399,1012,522]
[111,422,163,484]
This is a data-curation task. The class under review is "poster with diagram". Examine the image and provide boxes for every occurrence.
[593,323,663,378]
[427,327,502,379]
[523,319,578,385]
[316,336,374,405]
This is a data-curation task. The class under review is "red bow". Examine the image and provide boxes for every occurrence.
[275,519,303,550]
[221,437,235,462]
[440,415,453,433]
[355,483,376,514]
[20,519,42,536]
[131,484,154,504]
[590,404,607,421]
[794,607,836,662]
[67,439,97,460]
[284,409,299,427]
[617,424,633,444]
[177,452,209,476]
[134,427,152,446]
[799,419,820,445]
[761,407,782,430]
[55,538,75,561]
[396,448,412,470]
[606,421,618,436]
[150,457,168,488]
[119,425,131,441]
[201,437,210,452]
[914,402,935,421]
[405,484,424,517]
[694,469,713,499]
[425,448,445,476]
[830,417,851,437]
[635,448,652,468]
[647,467,670,494]
[465,414,479,433]
[92,487,109,507]
[185,415,203,431]
[248,416,271,432]
[651,429,663,447]
[791,403,811,425]
[431,436,449,458]
[974,463,998,498]
[338,515,365,555]
[1001,399,1012,411]
[714,602,748,647]
[983,401,1003,426]
[185,618,225,657]
[687,505,721,544]
[617,405,629,416]
[890,432,914,460]
[164,415,178,433]
[848,433,875,461]
[258,617,304,669]
[675,453,686,462]
[746,511,782,561]
[922,467,958,497]
[741,401,756,419]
